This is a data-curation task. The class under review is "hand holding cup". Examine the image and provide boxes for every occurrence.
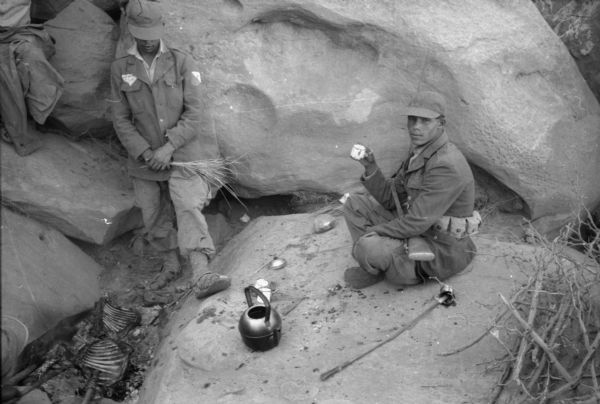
[350,143,377,173]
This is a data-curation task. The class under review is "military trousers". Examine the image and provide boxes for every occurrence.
[342,192,422,286]
[132,168,215,257]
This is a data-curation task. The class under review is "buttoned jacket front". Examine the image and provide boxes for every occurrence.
[110,48,218,181]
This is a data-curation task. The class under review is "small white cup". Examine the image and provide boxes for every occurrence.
[254,279,271,304]
[350,144,367,160]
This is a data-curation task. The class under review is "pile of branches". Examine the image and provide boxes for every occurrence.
[490,218,600,404]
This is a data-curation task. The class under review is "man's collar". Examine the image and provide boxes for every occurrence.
[127,39,168,60]
[419,130,448,159]
[406,130,448,171]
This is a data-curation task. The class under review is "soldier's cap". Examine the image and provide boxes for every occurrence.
[404,90,446,119]
[127,0,165,41]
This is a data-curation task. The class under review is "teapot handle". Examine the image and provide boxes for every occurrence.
[244,285,271,320]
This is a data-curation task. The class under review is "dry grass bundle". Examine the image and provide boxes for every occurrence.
[171,157,246,207]
[172,158,234,188]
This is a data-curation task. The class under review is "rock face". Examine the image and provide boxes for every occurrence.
[155,0,600,221]
[1,209,102,344]
[30,0,72,21]
[45,0,118,138]
[534,0,600,103]
[1,133,141,245]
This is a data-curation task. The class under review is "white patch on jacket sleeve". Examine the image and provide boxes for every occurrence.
[191,71,201,86]
[121,74,137,86]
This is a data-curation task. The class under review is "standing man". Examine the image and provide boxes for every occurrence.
[110,0,230,299]
[343,90,480,289]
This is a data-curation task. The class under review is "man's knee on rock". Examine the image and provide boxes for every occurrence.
[342,194,357,214]
[342,193,370,220]
[355,232,380,248]
[353,233,391,275]
[343,192,367,208]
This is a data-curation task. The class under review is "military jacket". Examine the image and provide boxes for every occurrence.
[362,131,476,279]
[110,48,218,180]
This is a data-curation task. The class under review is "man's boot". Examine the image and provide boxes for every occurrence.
[343,266,384,289]
[190,251,231,299]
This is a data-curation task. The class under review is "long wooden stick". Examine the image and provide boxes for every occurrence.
[320,298,441,381]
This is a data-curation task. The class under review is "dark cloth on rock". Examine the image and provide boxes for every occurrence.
[0,25,64,155]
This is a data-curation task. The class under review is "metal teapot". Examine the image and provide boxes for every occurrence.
[238,285,282,351]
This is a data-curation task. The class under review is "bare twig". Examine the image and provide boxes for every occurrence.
[490,356,515,404]
[545,332,600,399]
[589,359,600,401]
[526,295,571,391]
[513,270,543,383]
[438,323,502,357]
[489,329,517,360]
[538,362,551,404]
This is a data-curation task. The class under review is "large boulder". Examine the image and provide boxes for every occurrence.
[31,0,120,20]
[30,0,72,21]
[1,133,141,245]
[533,0,600,103]
[155,0,600,222]
[1,208,102,348]
[45,0,118,138]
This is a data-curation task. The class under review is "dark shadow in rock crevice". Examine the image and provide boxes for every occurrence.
[470,162,529,217]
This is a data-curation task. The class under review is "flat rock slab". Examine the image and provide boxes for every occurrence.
[1,209,102,343]
[1,133,140,245]
[46,0,117,138]
[140,213,535,403]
